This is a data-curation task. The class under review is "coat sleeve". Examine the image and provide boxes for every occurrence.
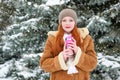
[73,35,97,72]
[40,35,67,73]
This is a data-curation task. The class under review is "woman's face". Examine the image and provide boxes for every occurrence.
[61,16,75,34]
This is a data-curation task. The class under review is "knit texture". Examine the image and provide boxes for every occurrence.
[59,8,77,24]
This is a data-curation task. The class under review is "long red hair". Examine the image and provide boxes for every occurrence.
[52,23,83,56]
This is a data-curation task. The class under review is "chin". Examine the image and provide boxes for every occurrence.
[64,29,72,33]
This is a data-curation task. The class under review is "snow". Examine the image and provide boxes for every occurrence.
[87,16,107,28]
[6,24,19,30]
[0,18,2,22]
[33,3,38,8]
[28,2,32,5]
[10,33,23,39]
[21,18,40,24]
[0,0,120,79]
[20,18,41,30]
[0,53,41,79]
[17,71,36,78]
[23,53,41,58]
[15,60,27,71]
[2,43,11,51]
[1,52,119,79]
[95,16,107,23]
[39,53,43,57]
[97,53,120,68]
[20,25,28,30]
[98,36,109,44]
[39,4,50,10]
[99,58,120,68]
[46,0,70,6]
[0,78,13,80]
[0,62,10,77]
[17,14,29,20]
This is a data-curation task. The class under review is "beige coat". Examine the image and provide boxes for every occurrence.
[40,28,97,80]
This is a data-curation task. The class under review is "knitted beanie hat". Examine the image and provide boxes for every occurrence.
[59,8,77,24]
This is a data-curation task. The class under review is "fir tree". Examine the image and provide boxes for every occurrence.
[0,0,120,80]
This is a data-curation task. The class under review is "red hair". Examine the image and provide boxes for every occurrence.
[52,23,83,56]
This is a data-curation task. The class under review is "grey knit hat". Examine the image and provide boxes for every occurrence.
[59,8,77,24]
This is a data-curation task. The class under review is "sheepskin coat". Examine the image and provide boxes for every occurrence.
[40,28,97,80]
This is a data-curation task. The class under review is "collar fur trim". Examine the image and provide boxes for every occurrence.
[47,28,89,39]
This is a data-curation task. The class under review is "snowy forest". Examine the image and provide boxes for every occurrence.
[0,0,120,80]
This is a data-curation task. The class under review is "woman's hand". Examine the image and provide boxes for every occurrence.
[62,43,74,62]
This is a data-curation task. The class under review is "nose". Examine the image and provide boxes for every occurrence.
[66,20,70,25]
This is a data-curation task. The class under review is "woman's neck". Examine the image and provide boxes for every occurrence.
[64,32,71,35]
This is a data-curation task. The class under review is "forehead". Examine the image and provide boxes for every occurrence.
[62,16,74,20]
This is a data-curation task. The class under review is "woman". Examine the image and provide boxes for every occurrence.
[40,8,97,80]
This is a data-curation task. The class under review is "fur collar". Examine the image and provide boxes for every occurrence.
[47,28,89,39]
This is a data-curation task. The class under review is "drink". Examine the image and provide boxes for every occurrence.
[65,35,73,49]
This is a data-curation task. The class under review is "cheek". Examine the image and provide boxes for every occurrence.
[62,24,65,27]
[70,22,75,27]
[71,24,75,29]
[62,24,66,29]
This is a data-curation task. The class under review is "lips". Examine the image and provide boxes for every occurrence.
[66,26,70,28]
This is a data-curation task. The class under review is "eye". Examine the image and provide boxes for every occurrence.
[70,19,73,22]
[62,19,66,22]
